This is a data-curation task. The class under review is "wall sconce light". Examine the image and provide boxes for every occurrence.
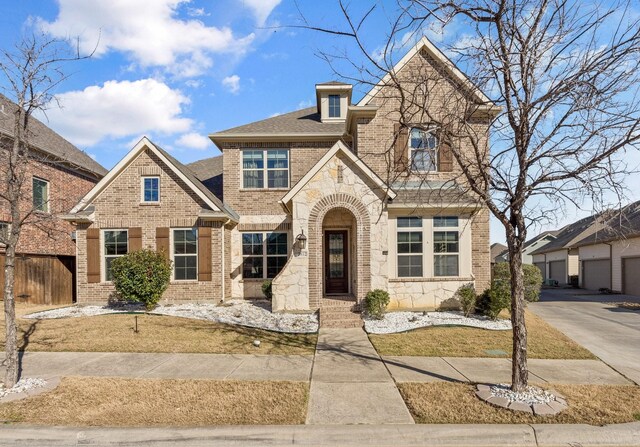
[296,230,307,250]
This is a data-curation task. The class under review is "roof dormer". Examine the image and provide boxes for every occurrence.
[316,81,352,123]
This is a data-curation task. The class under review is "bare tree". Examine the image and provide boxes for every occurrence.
[297,0,640,391]
[0,33,91,388]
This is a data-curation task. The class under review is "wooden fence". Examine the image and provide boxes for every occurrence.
[0,254,75,304]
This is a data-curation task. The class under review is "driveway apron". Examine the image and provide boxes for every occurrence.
[306,328,414,425]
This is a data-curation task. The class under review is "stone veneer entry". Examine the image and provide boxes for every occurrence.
[475,384,569,415]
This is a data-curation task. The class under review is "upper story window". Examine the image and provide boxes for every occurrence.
[397,216,423,278]
[32,177,49,212]
[0,222,9,241]
[142,176,160,203]
[409,127,438,172]
[433,216,459,277]
[104,230,128,281]
[328,95,341,118]
[172,228,198,281]
[242,149,289,189]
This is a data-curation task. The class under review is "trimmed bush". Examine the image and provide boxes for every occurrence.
[456,283,477,317]
[262,280,273,300]
[484,280,511,320]
[493,262,543,303]
[110,249,172,311]
[364,289,390,320]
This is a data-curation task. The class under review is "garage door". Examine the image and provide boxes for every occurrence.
[548,260,566,284]
[534,262,546,278]
[623,257,640,296]
[582,259,611,291]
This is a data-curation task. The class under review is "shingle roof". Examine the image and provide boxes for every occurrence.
[491,243,507,262]
[524,230,559,250]
[210,107,345,137]
[390,181,481,206]
[571,200,640,247]
[530,214,601,255]
[187,155,223,200]
[0,94,107,178]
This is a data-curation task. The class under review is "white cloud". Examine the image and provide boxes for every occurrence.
[244,0,281,26]
[222,75,241,94]
[175,132,210,150]
[45,79,193,147]
[38,0,255,77]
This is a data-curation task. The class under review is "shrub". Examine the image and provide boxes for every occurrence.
[262,280,273,300]
[492,262,543,303]
[456,283,477,317]
[484,280,511,320]
[364,289,390,319]
[110,249,172,311]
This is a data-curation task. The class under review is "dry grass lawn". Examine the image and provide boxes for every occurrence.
[0,377,308,426]
[0,306,316,355]
[398,382,640,425]
[369,310,594,359]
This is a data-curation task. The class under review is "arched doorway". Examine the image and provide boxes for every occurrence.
[323,208,356,295]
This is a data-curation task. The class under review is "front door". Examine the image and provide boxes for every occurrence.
[324,230,349,294]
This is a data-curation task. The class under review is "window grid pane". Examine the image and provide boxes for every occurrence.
[243,232,288,279]
[434,255,459,276]
[409,128,438,172]
[143,177,159,202]
[433,216,458,227]
[243,150,289,189]
[328,95,340,118]
[104,230,128,281]
[398,217,422,228]
[33,178,48,212]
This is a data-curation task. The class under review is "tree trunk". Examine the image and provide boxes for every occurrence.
[507,235,528,391]
[3,243,18,388]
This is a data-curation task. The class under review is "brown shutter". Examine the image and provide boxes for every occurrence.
[198,226,212,282]
[394,123,409,172]
[156,227,170,261]
[128,227,142,252]
[438,138,454,172]
[86,228,101,284]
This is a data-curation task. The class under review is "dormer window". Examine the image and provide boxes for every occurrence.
[142,176,160,203]
[328,95,341,118]
[409,127,438,172]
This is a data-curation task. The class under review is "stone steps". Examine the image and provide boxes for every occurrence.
[319,298,363,328]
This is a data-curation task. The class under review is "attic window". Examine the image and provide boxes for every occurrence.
[328,95,341,118]
[142,176,160,203]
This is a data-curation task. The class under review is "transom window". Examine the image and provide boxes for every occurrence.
[142,176,160,203]
[242,150,289,189]
[434,216,459,277]
[32,177,49,212]
[397,217,423,277]
[104,230,128,281]
[173,228,198,281]
[434,216,458,227]
[242,232,288,279]
[328,95,341,118]
[409,127,438,172]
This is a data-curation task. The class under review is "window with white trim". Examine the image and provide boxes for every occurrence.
[173,228,198,280]
[242,150,289,189]
[142,176,160,203]
[104,230,128,281]
[397,217,423,277]
[328,94,341,118]
[433,216,459,277]
[409,127,438,172]
[242,232,288,279]
[33,177,49,212]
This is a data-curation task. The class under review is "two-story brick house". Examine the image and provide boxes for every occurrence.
[0,94,107,304]
[65,38,496,316]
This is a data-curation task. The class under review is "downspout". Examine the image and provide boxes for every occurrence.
[221,218,231,302]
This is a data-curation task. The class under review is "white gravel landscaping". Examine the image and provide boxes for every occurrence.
[490,383,555,405]
[0,378,47,399]
[364,310,512,334]
[24,300,319,334]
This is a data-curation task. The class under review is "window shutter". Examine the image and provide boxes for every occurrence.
[394,123,409,172]
[129,227,142,252]
[198,226,212,282]
[438,140,454,172]
[86,228,101,284]
[156,227,170,261]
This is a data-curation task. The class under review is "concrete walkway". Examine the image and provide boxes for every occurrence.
[530,289,640,385]
[306,328,414,425]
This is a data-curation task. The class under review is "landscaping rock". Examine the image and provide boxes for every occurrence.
[508,401,534,413]
[364,310,512,334]
[487,396,510,408]
[475,390,492,401]
[533,403,556,416]
[547,399,568,413]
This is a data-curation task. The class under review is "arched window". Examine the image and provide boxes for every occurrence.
[409,127,438,172]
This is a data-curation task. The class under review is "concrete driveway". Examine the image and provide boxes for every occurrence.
[529,288,640,385]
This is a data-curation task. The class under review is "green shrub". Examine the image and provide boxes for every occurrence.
[262,280,273,300]
[110,249,172,311]
[484,280,511,320]
[456,283,477,317]
[364,289,390,319]
[492,262,543,303]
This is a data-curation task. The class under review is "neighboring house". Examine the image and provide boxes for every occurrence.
[0,94,107,304]
[64,37,498,313]
[570,200,640,295]
[490,231,558,268]
[531,215,602,286]
[491,243,507,264]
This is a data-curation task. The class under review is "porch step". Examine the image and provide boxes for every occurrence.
[319,298,363,328]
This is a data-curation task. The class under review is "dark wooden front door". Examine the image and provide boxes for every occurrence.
[324,230,349,294]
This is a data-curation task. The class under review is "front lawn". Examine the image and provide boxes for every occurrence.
[0,377,308,425]
[399,382,640,425]
[0,310,317,355]
[368,310,594,359]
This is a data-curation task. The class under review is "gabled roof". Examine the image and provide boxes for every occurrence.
[68,137,238,221]
[279,140,395,211]
[0,94,107,178]
[357,36,499,110]
[530,214,601,255]
[570,200,640,247]
[491,243,508,262]
[187,155,224,200]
